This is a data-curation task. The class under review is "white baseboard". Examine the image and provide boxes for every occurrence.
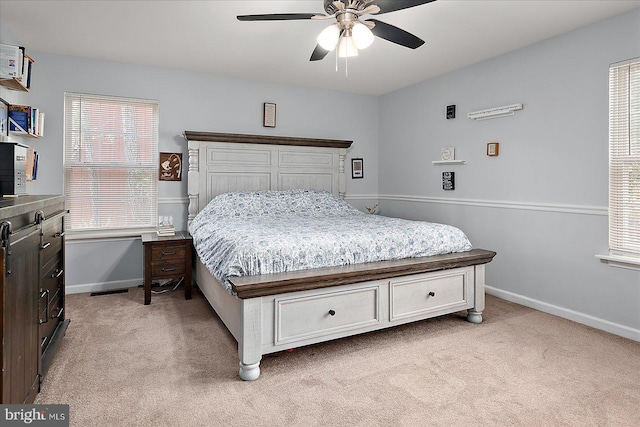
[67,278,142,295]
[486,285,640,342]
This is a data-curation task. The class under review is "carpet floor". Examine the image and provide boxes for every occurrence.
[35,287,640,426]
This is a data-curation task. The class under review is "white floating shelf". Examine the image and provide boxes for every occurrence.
[432,160,467,165]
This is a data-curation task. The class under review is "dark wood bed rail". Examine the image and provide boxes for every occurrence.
[229,248,496,299]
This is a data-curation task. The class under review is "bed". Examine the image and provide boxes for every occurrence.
[184,131,496,381]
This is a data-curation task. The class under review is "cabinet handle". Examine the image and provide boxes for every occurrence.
[39,289,50,324]
[52,307,63,319]
[161,267,176,272]
[427,291,435,297]
[52,269,64,279]
[41,242,51,249]
[41,336,48,348]
[328,309,336,316]
[54,231,65,238]
[162,251,177,256]
[35,210,45,224]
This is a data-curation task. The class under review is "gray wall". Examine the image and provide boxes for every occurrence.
[378,9,640,340]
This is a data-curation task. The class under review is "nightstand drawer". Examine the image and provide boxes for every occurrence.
[151,244,185,261]
[151,261,186,278]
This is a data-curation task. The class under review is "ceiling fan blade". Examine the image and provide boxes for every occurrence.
[367,19,425,49]
[310,45,331,61]
[237,13,318,21]
[372,0,437,15]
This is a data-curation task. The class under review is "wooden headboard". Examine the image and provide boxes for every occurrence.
[183,132,353,224]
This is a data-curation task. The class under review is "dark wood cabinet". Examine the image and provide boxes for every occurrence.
[1,195,69,404]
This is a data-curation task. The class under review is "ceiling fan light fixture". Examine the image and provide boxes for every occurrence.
[352,21,374,49]
[338,35,358,58]
[317,23,340,51]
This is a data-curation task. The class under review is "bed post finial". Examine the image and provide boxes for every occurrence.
[187,140,200,226]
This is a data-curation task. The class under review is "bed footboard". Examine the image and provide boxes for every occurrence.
[196,250,496,381]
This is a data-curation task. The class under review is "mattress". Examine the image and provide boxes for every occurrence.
[189,189,473,294]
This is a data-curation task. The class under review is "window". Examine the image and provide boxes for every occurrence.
[609,59,640,258]
[64,93,158,237]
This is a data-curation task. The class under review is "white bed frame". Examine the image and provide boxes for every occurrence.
[184,131,496,381]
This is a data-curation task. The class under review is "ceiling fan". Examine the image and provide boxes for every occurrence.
[237,0,437,61]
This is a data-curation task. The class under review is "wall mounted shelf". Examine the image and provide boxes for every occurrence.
[432,160,467,165]
[10,130,42,138]
[0,78,30,92]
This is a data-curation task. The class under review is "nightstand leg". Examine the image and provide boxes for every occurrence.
[144,281,151,305]
[185,241,192,300]
[144,245,152,305]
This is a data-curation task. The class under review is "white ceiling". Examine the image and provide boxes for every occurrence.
[2,0,639,96]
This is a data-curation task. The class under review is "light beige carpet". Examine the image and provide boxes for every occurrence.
[36,287,640,427]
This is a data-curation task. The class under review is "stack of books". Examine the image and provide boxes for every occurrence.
[157,215,175,236]
[157,224,175,236]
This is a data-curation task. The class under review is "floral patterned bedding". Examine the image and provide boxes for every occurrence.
[189,189,473,294]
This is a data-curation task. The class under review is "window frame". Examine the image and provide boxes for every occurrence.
[601,58,640,269]
[63,92,159,240]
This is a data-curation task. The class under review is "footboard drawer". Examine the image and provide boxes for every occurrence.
[274,285,381,345]
[390,267,473,322]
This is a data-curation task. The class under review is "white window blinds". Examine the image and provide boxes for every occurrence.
[609,59,640,257]
[64,93,158,236]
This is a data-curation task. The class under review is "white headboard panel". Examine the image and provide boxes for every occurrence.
[184,132,352,224]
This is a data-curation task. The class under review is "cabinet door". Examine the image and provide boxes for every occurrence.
[1,225,40,404]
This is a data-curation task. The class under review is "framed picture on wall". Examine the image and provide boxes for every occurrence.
[263,102,276,127]
[159,152,183,181]
[352,158,364,179]
[0,97,9,141]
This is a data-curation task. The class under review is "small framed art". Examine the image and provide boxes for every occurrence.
[263,102,276,128]
[159,152,183,181]
[0,97,9,141]
[352,158,364,179]
[487,142,499,156]
[442,171,455,190]
[441,147,455,161]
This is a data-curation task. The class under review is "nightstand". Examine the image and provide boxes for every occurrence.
[142,231,193,305]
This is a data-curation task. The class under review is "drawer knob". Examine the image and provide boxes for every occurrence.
[328,309,336,316]
[427,291,435,297]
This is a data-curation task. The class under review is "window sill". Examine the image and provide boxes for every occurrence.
[595,254,640,271]
[65,227,156,242]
